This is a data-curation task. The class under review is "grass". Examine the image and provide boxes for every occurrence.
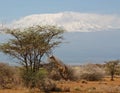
[0,89,29,93]
[0,77,120,93]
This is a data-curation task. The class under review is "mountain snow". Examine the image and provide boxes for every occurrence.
[6,12,120,32]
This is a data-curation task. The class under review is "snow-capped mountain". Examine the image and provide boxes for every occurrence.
[1,12,120,64]
[7,12,120,32]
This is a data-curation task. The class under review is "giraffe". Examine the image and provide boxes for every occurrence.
[48,55,69,80]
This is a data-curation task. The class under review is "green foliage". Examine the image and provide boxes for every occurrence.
[21,68,48,88]
[0,25,64,72]
[21,67,58,92]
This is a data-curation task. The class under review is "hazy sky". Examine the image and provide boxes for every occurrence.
[0,0,120,22]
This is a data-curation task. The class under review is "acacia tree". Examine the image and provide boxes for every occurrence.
[105,60,120,81]
[0,25,64,72]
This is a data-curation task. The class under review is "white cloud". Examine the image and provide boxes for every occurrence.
[7,12,120,32]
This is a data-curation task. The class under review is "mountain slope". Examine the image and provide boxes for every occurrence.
[8,12,120,32]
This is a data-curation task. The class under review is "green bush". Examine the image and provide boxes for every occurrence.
[21,68,48,88]
[21,67,62,92]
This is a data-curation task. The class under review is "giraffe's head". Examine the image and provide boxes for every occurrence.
[49,55,56,63]
[49,55,55,60]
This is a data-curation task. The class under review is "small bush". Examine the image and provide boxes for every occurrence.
[40,78,57,92]
[79,64,105,81]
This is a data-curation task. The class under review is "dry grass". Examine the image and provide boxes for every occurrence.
[0,77,120,93]
[0,89,29,93]
[56,77,120,93]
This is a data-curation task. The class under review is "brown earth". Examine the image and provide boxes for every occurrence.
[0,77,120,93]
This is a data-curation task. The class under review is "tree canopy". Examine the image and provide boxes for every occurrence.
[0,25,64,72]
[105,60,120,81]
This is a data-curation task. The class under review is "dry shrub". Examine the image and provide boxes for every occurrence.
[48,69,62,80]
[40,78,59,92]
[79,64,105,81]
[48,66,77,81]
[0,63,20,89]
[65,66,78,81]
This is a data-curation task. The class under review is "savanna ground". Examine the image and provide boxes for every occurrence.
[0,77,120,93]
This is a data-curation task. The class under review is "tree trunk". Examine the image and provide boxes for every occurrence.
[111,73,114,81]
